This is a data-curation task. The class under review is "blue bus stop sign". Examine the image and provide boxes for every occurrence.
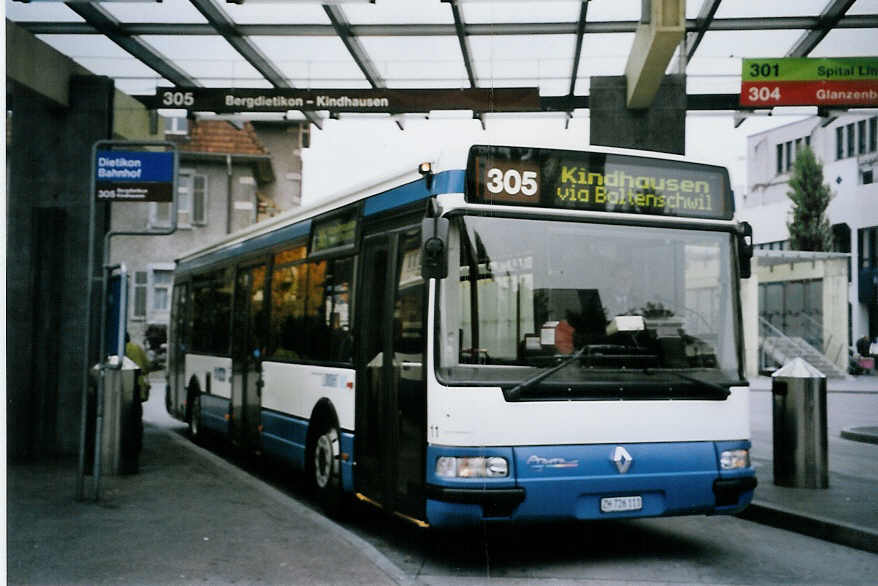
[95,150,175,203]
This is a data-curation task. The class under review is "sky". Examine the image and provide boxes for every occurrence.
[5,0,878,205]
[298,107,811,204]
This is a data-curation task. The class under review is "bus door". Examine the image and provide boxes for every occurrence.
[355,229,427,521]
[169,282,189,417]
[231,263,267,451]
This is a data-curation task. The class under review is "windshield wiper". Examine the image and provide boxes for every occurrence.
[505,346,587,401]
[643,369,731,399]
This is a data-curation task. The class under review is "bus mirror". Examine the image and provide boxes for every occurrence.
[421,216,449,279]
[737,222,754,279]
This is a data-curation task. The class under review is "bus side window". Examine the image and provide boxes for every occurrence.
[394,233,424,356]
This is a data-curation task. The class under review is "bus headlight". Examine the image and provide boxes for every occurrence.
[720,449,750,470]
[435,456,509,478]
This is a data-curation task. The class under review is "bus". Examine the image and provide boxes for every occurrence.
[166,144,757,527]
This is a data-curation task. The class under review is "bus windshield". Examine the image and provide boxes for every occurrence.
[436,215,742,395]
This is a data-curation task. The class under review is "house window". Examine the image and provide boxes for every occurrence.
[150,171,207,229]
[836,126,844,160]
[192,175,207,225]
[164,117,189,136]
[864,169,874,185]
[858,120,867,154]
[153,270,173,312]
[870,117,877,153]
[847,123,855,157]
[776,143,783,174]
[133,271,148,319]
[784,141,792,171]
[860,227,878,270]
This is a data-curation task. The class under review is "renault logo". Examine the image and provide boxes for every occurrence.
[611,446,633,474]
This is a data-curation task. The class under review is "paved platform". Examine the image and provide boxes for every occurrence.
[744,374,878,553]
[6,416,408,585]
[6,374,878,584]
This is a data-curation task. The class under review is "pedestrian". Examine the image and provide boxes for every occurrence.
[125,331,151,402]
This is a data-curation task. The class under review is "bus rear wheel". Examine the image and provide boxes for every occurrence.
[309,422,343,516]
[189,393,202,442]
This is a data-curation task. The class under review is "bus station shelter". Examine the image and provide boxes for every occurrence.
[6,0,878,459]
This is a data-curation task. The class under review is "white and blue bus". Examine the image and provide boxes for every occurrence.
[166,144,757,527]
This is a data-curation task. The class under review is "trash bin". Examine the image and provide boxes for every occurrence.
[771,357,828,488]
[89,356,143,476]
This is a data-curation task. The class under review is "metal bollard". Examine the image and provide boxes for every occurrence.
[771,357,828,488]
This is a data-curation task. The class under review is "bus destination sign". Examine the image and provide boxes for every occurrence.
[465,146,732,220]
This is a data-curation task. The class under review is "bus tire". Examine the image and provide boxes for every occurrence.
[308,419,343,516]
[165,384,173,415]
[189,392,203,442]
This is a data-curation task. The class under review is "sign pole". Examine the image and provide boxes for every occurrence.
[76,140,178,501]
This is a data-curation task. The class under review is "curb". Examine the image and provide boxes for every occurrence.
[739,500,878,554]
[840,426,878,445]
[160,425,417,586]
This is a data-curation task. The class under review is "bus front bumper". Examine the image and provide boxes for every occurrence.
[424,441,757,528]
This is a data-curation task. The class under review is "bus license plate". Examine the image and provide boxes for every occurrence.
[600,496,642,513]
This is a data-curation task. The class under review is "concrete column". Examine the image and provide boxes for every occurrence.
[7,75,115,459]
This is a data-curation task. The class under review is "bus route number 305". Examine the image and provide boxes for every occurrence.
[485,167,539,199]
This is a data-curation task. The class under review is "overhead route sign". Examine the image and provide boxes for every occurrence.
[741,57,878,108]
[94,149,175,202]
[155,87,540,114]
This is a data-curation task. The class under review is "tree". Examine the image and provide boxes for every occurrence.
[786,145,834,252]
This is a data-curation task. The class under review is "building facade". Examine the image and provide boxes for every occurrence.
[109,119,308,352]
[737,113,878,347]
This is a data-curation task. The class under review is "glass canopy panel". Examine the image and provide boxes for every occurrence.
[101,2,208,23]
[358,36,467,87]
[578,32,634,77]
[849,0,878,15]
[117,77,174,97]
[811,28,878,57]
[142,35,263,85]
[714,0,832,18]
[342,0,453,24]
[686,0,709,19]
[224,2,331,24]
[586,0,641,22]
[469,34,575,94]
[461,1,583,23]
[572,30,635,96]
[251,36,369,88]
[686,30,807,94]
[4,1,83,21]
[34,33,152,77]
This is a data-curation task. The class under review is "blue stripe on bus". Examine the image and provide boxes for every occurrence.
[177,220,311,274]
[363,170,465,216]
[261,410,309,470]
[200,394,230,435]
[340,432,354,493]
[260,410,355,492]
[425,441,755,526]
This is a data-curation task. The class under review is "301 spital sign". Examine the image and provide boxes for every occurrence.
[741,57,878,107]
[154,87,540,114]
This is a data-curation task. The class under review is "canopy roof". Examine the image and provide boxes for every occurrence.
[7,0,878,127]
